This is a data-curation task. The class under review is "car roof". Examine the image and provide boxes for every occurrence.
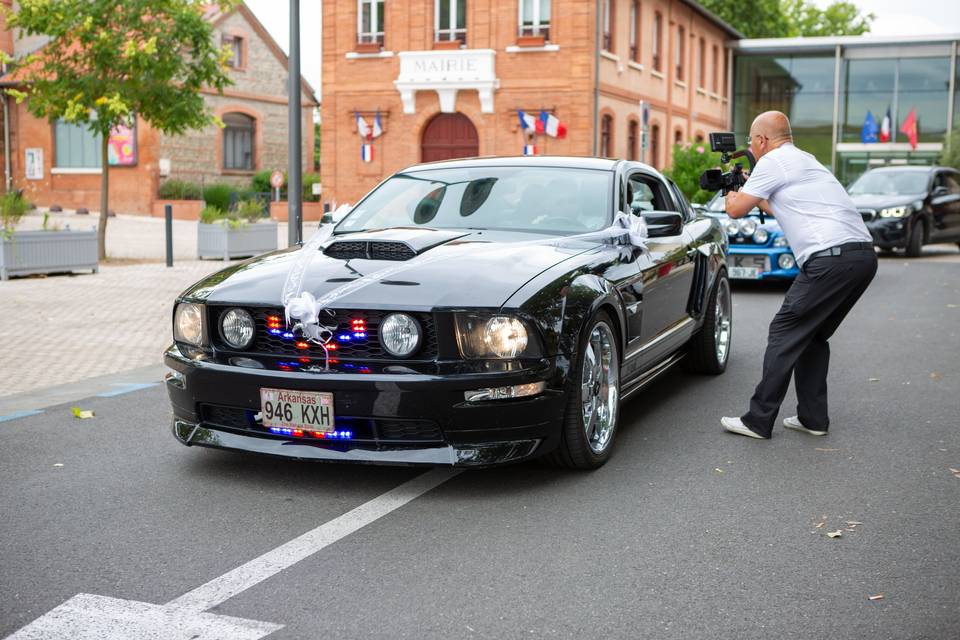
[863,165,938,173]
[402,155,621,173]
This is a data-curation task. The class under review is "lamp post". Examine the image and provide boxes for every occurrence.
[287,0,303,246]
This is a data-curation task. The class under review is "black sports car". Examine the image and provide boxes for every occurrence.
[164,156,731,469]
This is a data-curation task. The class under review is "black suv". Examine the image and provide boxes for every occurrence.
[848,166,960,256]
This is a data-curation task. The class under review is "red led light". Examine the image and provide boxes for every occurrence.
[299,357,311,363]
[328,358,339,364]
[293,429,304,437]
[311,431,325,438]
[325,343,338,351]
[295,341,310,349]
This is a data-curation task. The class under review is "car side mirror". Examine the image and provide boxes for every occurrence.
[642,211,684,238]
[931,185,948,198]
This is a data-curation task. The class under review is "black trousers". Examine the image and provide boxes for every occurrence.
[741,247,878,437]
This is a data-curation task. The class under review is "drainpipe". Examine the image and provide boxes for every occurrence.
[592,0,601,156]
[3,91,10,192]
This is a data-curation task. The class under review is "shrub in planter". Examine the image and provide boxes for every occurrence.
[158,179,203,200]
[1,191,29,237]
[197,203,278,260]
[303,173,321,202]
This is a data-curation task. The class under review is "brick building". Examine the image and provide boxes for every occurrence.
[0,1,317,216]
[321,0,740,206]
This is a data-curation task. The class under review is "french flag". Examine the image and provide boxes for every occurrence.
[880,106,891,143]
[361,143,373,162]
[518,110,537,132]
[523,144,537,156]
[356,111,371,140]
[538,110,567,138]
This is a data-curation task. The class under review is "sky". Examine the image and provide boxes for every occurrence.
[245,0,960,99]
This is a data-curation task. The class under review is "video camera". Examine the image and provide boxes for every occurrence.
[698,132,762,222]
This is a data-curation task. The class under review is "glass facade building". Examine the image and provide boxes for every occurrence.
[731,35,959,185]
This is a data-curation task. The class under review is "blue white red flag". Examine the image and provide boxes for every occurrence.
[361,144,373,162]
[539,110,567,138]
[861,110,878,143]
[518,110,537,132]
[523,144,537,156]
[880,106,892,143]
[356,111,371,140]
[372,110,383,139]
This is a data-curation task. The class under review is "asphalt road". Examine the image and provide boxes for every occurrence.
[1,255,958,639]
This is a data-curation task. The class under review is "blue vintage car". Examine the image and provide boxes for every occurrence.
[700,193,800,281]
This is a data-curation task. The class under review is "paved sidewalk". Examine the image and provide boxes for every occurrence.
[0,260,231,398]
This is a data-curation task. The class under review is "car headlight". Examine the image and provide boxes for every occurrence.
[752,228,769,244]
[778,253,796,270]
[739,219,757,236]
[220,308,255,349]
[174,303,205,346]
[879,206,910,218]
[773,236,789,248]
[456,313,536,359]
[725,220,740,235]
[380,313,422,357]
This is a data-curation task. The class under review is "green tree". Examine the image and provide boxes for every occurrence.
[940,128,960,171]
[701,0,873,38]
[5,0,235,260]
[663,142,738,205]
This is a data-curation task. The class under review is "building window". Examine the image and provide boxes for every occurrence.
[602,0,613,52]
[600,114,613,158]
[675,129,683,145]
[519,0,550,40]
[650,124,659,168]
[627,120,638,161]
[652,12,662,71]
[223,35,243,68]
[223,112,255,171]
[675,25,685,81]
[358,0,385,45]
[722,53,728,96]
[711,44,719,93]
[436,0,466,44]
[629,1,641,62]
[698,37,705,88]
[55,120,102,169]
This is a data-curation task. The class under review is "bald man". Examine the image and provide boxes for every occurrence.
[720,111,876,440]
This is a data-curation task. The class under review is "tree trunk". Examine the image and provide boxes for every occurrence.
[97,134,109,261]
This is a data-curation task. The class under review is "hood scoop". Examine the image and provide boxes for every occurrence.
[323,228,471,261]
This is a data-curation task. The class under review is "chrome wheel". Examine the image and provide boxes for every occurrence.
[714,276,732,365]
[580,321,619,454]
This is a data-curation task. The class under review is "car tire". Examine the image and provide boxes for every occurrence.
[905,218,924,258]
[544,310,621,470]
[683,270,732,375]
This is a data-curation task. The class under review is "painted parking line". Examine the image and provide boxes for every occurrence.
[95,382,161,398]
[6,467,461,639]
[0,410,43,423]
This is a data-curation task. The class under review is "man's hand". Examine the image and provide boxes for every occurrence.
[725,190,764,219]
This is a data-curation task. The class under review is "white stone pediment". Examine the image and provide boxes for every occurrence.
[394,49,499,114]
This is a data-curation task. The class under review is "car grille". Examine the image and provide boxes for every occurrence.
[213,307,438,361]
[325,241,416,261]
[199,404,444,442]
[858,209,877,222]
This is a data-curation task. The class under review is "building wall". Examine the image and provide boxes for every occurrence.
[321,0,732,206]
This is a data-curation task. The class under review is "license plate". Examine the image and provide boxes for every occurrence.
[729,266,761,279]
[260,388,335,432]
[727,254,768,279]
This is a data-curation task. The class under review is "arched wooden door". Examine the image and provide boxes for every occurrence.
[420,113,479,162]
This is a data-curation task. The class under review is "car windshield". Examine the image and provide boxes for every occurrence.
[337,166,613,235]
[704,193,725,212]
[848,170,929,196]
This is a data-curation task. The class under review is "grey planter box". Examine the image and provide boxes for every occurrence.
[0,230,98,281]
[197,221,278,260]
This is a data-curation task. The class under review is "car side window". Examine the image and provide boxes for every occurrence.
[666,178,696,222]
[626,172,673,216]
[943,173,960,195]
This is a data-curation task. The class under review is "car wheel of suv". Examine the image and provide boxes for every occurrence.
[683,270,731,375]
[905,218,924,258]
[545,311,620,470]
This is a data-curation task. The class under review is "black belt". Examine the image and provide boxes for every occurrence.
[807,241,873,260]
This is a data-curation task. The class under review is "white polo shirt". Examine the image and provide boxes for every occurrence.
[740,143,872,266]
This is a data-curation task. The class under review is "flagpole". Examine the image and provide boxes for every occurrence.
[288,0,303,246]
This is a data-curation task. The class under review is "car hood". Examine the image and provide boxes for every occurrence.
[849,194,923,209]
[179,227,598,310]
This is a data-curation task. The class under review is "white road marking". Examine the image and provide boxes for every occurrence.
[6,467,461,639]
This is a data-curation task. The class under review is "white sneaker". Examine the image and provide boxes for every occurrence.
[783,416,827,436]
[721,416,768,439]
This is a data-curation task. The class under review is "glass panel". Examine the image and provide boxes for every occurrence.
[841,58,895,143]
[522,0,533,24]
[439,0,450,31]
[897,57,950,143]
[54,121,102,168]
[361,2,371,33]
[539,0,550,22]
[456,0,465,29]
[377,1,384,33]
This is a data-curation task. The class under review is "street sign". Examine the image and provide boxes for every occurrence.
[270,170,284,189]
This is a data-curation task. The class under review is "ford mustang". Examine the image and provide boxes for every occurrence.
[164,157,731,469]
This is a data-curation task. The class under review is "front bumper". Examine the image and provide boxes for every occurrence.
[164,346,567,467]
[726,245,799,280]
[865,218,908,248]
